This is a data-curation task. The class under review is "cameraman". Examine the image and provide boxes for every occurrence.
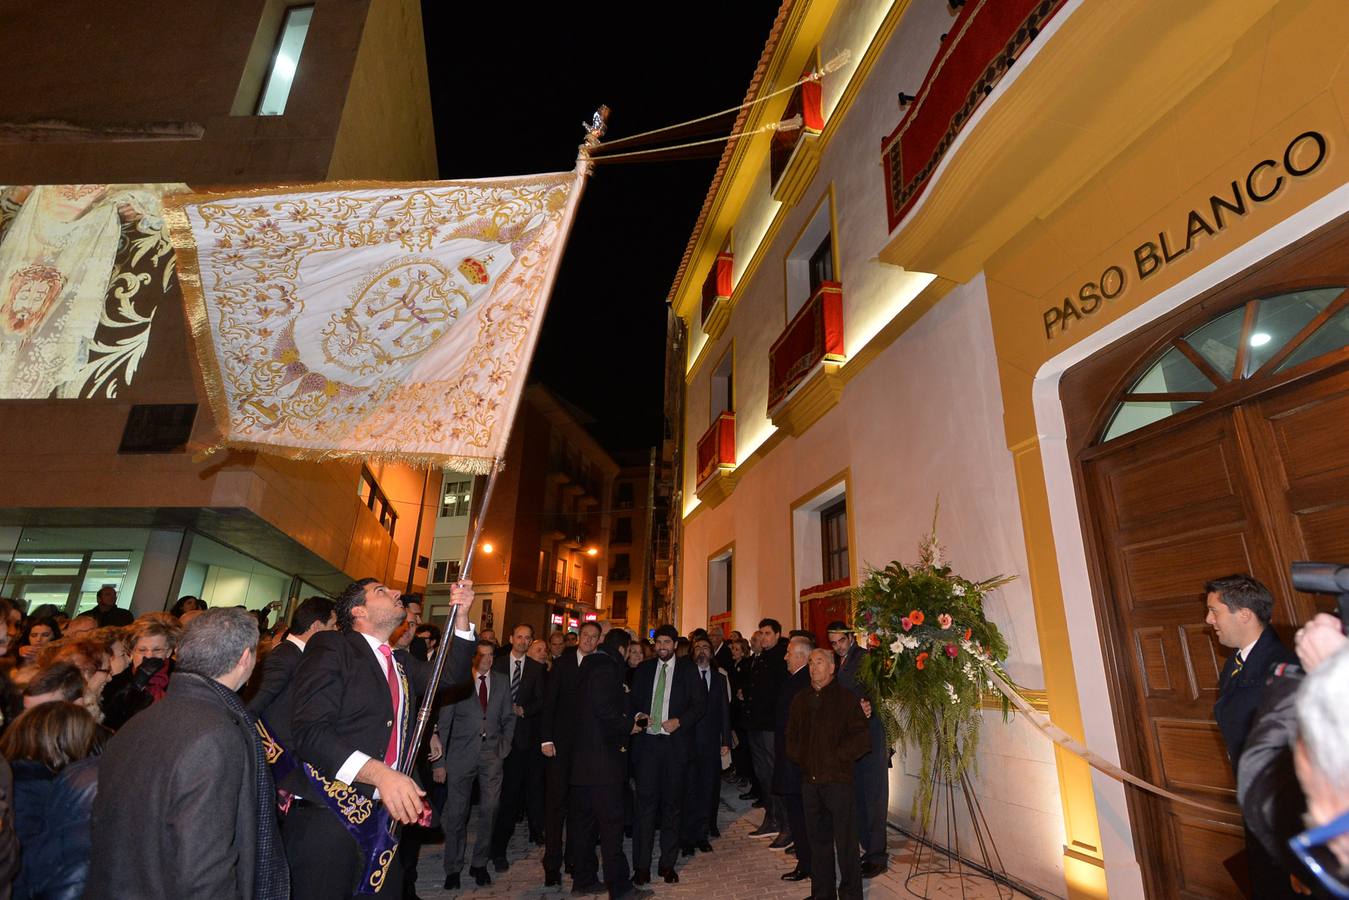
[1291,639,1349,894]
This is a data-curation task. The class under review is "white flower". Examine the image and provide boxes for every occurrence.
[890,633,919,655]
[944,681,959,705]
[961,660,977,683]
[952,583,966,597]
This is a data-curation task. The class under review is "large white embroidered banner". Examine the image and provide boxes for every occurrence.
[165,169,582,472]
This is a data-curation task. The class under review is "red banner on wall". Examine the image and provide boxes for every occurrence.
[881,0,1069,231]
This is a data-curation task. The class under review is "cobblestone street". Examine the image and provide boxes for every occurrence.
[413,778,1049,899]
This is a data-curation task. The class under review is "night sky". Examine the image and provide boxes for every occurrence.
[420,3,781,454]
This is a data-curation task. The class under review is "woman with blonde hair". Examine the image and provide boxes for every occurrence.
[2,700,100,899]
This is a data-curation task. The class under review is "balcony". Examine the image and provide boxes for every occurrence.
[700,251,734,341]
[770,71,824,207]
[695,411,738,508]
[768,282,844,436]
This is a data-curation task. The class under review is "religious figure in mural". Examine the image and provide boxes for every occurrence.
[0,183,184,400]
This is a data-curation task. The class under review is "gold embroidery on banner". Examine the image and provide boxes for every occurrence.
[255,721,283,765]
[163,172,576,467]
[304,763,374,825]
[368,848,397,891]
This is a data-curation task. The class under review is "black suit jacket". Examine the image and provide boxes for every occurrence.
[836,643,889,758]
[629,656,706,758]
[773,666,811,795]
[245,638,303,748]
[691,666,732,756]
[290,628,475,796]
[569,648,634,786]
[493,651,546,750]
[713,642,734,674]
[540,646,586,755]
[1214,628,1296,770]
[748,641,788,730]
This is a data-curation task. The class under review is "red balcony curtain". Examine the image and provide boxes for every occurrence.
[696,412,736,486]
[768,282,843,409]
[700,252,734,325]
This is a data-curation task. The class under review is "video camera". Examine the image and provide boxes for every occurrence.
[1291,562,1349,627]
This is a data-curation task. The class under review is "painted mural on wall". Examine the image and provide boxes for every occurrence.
[0,183,185,399]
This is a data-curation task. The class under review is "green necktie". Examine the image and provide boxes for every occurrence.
[650,661,668,735]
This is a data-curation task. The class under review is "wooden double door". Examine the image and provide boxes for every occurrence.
[1069,219,1349,898]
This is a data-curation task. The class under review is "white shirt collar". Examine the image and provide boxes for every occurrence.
[1239,636,1259,662]
[287,633,307,651]
[510,651,527,664]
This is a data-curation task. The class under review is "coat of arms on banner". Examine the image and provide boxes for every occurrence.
[165,170,581,472]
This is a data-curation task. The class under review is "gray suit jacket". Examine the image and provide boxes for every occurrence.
[438,669,516,765]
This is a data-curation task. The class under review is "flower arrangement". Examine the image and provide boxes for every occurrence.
[852,507,1014,822]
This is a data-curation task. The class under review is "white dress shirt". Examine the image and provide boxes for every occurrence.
[286,633,307,652]
[336,623,476,786]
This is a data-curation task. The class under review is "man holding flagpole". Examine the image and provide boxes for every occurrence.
[283,577,478,899]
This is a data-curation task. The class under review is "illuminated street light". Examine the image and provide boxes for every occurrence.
[586,547,599,557]
[482,542,494,554]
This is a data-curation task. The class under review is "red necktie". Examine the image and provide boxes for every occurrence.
[378,644,400,767]
[479,674,488,714]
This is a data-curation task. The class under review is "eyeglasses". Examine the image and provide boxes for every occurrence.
[1289,807,1349,898]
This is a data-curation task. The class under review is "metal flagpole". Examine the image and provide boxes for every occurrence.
[397,106,610,779]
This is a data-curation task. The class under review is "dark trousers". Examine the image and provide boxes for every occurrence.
[569,781,632,898]
[632,734,685,872]
[491,742,534,857]
[785,791,812,874]
[854,748,890,865]
[682,747,721,845]
[282,802,405,899]
[750,730,784,831]
[543,752,572,875]
[527,747,546,839]
[802,781,861,900]
[732,725,756,790]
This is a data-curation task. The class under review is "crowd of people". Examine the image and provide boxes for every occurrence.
[2,572,1348,898]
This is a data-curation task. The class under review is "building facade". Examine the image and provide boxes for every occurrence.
[455,385,617,640]
[667,0,1349,897]
[0,0,443,618]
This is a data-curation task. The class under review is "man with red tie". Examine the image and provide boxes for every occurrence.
[432,640,515,890]
[284,578,478,899]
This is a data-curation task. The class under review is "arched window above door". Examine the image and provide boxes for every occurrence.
[1102,287,1349,442]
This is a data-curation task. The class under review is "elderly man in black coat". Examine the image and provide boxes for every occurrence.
[90,607,289,899]
[829,621,893,878]
[774,635,815,878]
[540,619,602,886]
[568,628,653,900]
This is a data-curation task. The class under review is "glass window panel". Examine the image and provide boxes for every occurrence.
[1130,345,1217,395]
[1183,306,1247,380]
[1103,401,1202,442]
[1276,303,1349,372]
[256,6,313,116]
[1246,288,1343,375]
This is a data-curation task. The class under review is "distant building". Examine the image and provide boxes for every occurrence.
[0,0,441,618]
[448,385,617,640]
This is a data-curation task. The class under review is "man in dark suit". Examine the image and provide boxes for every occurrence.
[91,608,289,899]
[569,627,653,900]
[748,617,789,838]
[682,635,731,855]
[246,595,336,745]
[829,620,892,878]
[284,578,477,899]
[629,624,706,884]
[1205,573,1298,900]
[539,619,601,885]
[433,640,515,889]
[489,622,546,866]
[774,635,815,879]
[711,625,734,674]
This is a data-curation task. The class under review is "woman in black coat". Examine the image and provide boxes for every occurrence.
[0,701,100,900]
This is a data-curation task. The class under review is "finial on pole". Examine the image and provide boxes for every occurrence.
[577,106,610,173]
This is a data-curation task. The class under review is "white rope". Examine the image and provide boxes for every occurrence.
[590,116,803,164]
[592,49,851,153]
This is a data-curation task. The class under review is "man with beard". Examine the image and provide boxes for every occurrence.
[629,625,705,884]
[681,636,730,855]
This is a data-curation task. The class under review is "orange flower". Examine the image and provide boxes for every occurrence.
[963,627,972,641]
[909,610,926,626]
[916,652,929,670]
[868,633,881,649]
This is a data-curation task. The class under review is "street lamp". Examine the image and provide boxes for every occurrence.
[481,542,494,554]
[585,547,599,557]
